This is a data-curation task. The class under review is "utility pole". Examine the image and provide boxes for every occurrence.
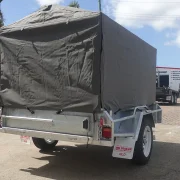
[98,0,102,12]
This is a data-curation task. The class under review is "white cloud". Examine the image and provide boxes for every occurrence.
[165,32,175,38]
[103,0,180,31]
[165,31,180,47]
[36,0,64,6]
[103,0,180,47]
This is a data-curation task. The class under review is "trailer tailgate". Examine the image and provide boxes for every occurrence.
[1,108,94,137]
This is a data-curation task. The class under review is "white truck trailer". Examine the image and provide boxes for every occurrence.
[0,5,161,165]
[156,67,180,104]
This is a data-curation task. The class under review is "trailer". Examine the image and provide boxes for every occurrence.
[156,67,180,104]
[0,5,161,165]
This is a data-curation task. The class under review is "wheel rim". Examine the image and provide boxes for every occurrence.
[44,139,56,144]
[143,126,152,157]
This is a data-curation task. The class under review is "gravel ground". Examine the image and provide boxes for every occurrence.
[0,124,180,180]
[160,99,180,125]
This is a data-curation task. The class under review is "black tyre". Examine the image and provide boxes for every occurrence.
[169,95,174,105]
[132,118,153,165]
[32,137,58,151]
[173,94,177,105]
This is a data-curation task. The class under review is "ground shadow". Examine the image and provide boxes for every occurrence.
[20,141,180,180]
[158,102,180,107]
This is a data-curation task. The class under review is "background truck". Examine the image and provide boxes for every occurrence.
[156,67,180,104]
[0,5,161,165]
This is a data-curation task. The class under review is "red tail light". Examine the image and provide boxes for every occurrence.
[99,116,112,139]
[102,127,112,139]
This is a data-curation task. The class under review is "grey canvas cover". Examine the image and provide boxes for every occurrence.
[0,5,156,113]
[101,14,156,111]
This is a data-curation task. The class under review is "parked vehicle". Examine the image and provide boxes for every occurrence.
[0,5,161,165]
[156,67,180,104]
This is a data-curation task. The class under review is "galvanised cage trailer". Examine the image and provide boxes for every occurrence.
[0,5,162,165]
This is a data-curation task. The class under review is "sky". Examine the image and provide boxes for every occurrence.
[1,0,180,67]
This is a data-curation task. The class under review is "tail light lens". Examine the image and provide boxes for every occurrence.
[102,127,112,139]
[99,116,112,139]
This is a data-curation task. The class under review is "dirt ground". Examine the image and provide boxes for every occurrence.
[1,103,180,180]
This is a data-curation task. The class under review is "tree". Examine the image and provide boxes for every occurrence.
[69,1,80,8]
[0,11,4,27]
[0,0,3,27]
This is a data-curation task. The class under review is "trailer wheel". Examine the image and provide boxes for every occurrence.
[32,137,58,151]
[132,119,153,165]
